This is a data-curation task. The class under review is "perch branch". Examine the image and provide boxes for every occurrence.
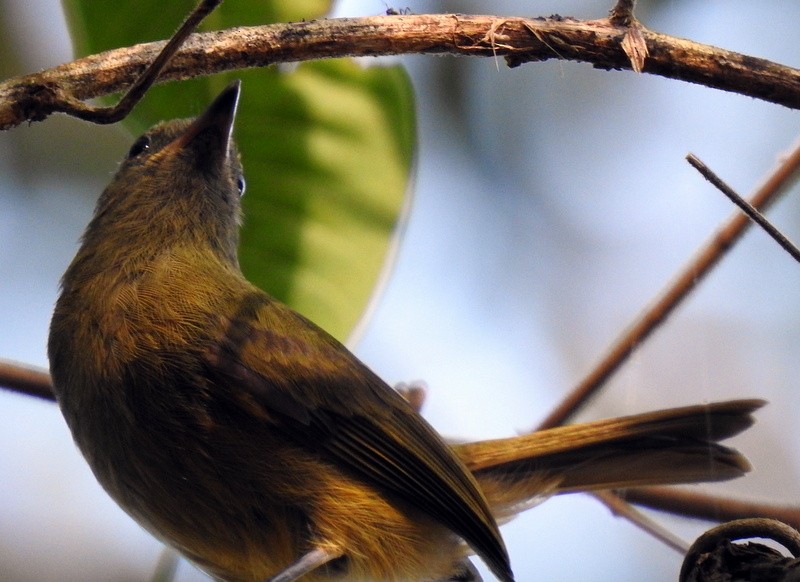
[3,13,800,129]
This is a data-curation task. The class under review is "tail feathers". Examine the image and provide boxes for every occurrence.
[453,399,763,518]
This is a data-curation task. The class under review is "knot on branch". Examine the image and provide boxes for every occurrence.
[14,81,63,125]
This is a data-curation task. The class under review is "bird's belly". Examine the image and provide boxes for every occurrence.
[64,380,467,581]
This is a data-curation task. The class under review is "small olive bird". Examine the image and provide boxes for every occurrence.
[48,81,761,582]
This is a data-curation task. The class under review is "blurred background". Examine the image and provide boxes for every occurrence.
[2,0,800,580]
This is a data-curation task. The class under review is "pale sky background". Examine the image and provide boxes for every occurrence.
[2,1,800,581]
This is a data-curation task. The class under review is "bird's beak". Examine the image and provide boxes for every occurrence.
[169,80,241,159]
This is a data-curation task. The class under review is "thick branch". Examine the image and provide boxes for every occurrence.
[2,14,800,130]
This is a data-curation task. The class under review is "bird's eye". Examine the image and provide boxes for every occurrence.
[236,175,246,196]
[127,136,151,159]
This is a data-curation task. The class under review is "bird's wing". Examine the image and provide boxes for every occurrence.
[200,290,512,582]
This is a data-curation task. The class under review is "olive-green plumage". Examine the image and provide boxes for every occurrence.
[48,82,761,582]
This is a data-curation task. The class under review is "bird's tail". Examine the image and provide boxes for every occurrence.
[452,399,763,520]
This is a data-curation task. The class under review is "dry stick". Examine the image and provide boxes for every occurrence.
[150,546,180,582]
[55,0,223,123]
[0,360,53,401]
[4,14,800,130]
[593,490,689,553]
[687,153,800,264]
[536,140,800,432]
[627,487,800,539]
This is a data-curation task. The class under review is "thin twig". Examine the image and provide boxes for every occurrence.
[687,153,800,264]
[624,487,800,532]
[54,0,223,124]
[0,359,54,401]
[593,491,689,553]
[536,138,800,432]
[3,13,800,129]
[150,548,180,582]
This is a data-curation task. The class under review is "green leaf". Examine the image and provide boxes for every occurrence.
[60,1,416,342]
[238,61,415,341]
[61,0,332,54]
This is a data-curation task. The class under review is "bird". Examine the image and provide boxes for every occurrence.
[48,80,762,582]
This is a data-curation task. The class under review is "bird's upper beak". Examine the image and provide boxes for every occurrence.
[169,80,241,160]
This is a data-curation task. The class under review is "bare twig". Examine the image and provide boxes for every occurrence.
[54,0,223,124]
[624,487,800,532]
[593,491,689,553]
[0,359,54,401]
[3,13,800,129]
[688,153,800,264]
[536,138,800,432]
[150,548,180,582]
